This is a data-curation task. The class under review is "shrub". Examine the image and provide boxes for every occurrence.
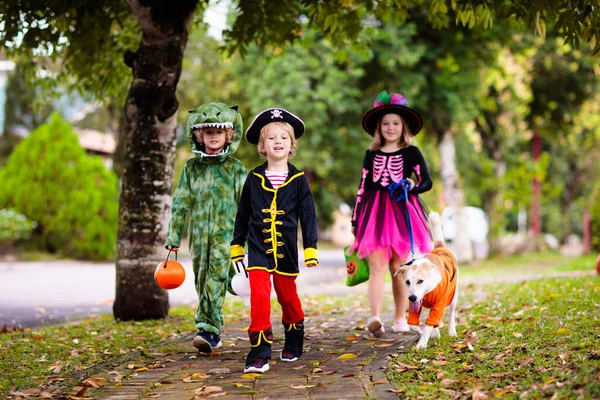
[0,113,118,260]
[0,209,37,243]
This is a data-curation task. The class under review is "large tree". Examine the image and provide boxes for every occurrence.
[1,0,598,320]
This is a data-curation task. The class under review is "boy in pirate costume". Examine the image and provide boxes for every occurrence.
[230,108,318,373]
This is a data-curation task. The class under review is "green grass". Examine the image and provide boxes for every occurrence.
[459,252,596,279]
[387,275,600,399]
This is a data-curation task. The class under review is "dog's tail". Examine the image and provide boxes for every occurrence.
[429,211,445,248]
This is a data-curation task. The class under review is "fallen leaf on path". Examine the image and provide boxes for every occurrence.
[81,378,106,388]
[343,373,355,377]
[208,368,231,375]
[195,386,223,394]
[345,336,361,341]
[241,373,262,379]
[291,364,306,370]
[290,384,316,389]
[337,353,358,359]
[375,343,393,347]
[373,379,387,385]
[183,377,205,383]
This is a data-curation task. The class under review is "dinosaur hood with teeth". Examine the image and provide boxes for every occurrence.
[187,102,243,163]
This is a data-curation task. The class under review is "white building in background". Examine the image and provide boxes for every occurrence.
[0,60,16,135]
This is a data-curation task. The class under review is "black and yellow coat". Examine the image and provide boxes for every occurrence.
[230,162,318,274]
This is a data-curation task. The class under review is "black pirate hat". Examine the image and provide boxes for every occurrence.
[245,108,305,145]
[362,90,423,136]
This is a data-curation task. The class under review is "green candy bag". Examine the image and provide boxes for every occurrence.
[344,246,370,286]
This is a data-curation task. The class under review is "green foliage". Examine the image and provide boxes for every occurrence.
[0,0,139,103]
[0,114,118,260]
[0,208,37,243]
[225,0,600,72]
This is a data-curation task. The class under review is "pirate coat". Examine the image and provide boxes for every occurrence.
[231,162,318,275]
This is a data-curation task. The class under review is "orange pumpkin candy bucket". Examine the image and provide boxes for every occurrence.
[154,249,186,290]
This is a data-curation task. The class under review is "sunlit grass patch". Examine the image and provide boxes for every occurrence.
[459,253,596,279]
[0,310,195,397]
[387,275,600,399]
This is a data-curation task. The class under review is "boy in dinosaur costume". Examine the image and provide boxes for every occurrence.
[165,102,247,353]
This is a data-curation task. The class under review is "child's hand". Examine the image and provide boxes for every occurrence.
[406,178,415,191]
[166,245,179,252]
[306,262,317,268]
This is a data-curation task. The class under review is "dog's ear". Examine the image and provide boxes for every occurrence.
[396,265,408,276]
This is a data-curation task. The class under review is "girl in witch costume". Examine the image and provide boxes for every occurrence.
[230,108,318,374]
[165,103,247,353]
[347,90,433,338]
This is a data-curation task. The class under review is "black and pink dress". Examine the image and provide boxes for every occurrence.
[348,146,433,262]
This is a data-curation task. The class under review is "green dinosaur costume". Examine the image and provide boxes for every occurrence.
[166,103,247,335]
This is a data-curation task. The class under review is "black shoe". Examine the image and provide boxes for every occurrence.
[282,320,304,361]
[244,357,270,373]
[192,330,222,353]
[280,351,299,362]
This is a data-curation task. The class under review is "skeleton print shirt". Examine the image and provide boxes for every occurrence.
[351,146,432,226]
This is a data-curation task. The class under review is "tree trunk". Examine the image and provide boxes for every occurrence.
[530,132,542,238]
[438,130,473,262]
[113,0,199,321]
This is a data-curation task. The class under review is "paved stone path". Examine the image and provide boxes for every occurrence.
[54,304,419,399]
[40,265,595,399]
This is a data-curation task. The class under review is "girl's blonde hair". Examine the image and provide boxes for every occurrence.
[368,113,414,151]
[193,127,236,147]
[258,122,297,159]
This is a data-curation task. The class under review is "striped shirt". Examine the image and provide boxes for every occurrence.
[265,170,288,189]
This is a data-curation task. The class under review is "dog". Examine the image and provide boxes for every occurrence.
[396,211,458,349]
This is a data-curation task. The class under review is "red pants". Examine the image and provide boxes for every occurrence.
[248,269,304,331]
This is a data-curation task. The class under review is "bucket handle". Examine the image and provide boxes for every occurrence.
[163,248,178,268]
[234,259,248,278]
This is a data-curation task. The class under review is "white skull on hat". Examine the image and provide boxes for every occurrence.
[271,109,283,119]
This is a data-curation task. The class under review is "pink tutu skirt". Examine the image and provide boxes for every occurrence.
[347,190,432,262]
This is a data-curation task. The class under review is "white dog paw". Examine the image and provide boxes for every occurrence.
[415,341,428,349]
[448,329,457,337]
[432,328,440,339]
[409,324,422,334]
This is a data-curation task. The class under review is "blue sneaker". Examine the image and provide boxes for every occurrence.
[192,330,222,353]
